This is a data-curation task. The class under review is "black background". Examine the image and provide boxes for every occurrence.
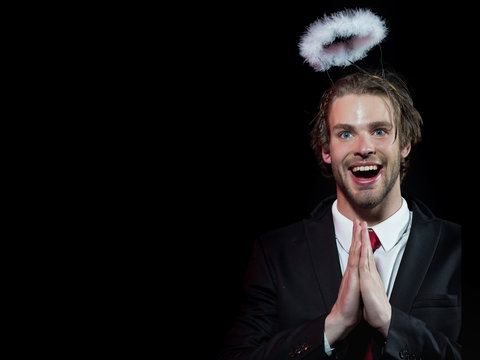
[174,1,478,357]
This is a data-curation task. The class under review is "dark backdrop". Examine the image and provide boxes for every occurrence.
[178,1,477,357]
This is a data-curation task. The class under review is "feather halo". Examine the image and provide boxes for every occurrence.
[299,9,387,72]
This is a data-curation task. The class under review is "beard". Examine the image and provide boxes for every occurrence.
[332,154,402,210]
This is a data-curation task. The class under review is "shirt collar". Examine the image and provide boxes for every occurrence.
[332,198,411,253]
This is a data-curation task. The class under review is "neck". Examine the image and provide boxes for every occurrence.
[336,181,403,226]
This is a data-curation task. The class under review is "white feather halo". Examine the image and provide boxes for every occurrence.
[299,9,387,72]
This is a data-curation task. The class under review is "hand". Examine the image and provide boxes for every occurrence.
[325,219,363,344]
[358,221,391,337]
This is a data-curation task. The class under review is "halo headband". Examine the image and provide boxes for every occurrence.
[299,9,387,72]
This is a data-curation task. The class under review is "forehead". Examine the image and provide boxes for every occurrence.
[329,93,393,125]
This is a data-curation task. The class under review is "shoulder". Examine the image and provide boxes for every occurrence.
[256,196,336,255]
[407,196,461,247]
[407,196,460,228]
[257,220,309,251]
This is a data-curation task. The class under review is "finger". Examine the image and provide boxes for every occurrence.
[360,222,371,271]
[348,219,362,268]
[367,232,376,267]
[353,219,362,249]
[352,218,359,242]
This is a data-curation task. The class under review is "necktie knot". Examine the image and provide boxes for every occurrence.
[368,229,381,252]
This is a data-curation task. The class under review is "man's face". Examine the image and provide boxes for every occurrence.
[322,94,411,209]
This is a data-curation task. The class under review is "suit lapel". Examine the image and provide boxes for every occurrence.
[389,201,441,312]
[304,197,441,315]
[303,208,343,311]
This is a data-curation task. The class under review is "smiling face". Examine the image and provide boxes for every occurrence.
[322,94,411,214]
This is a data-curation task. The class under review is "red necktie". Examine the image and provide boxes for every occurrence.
[364,229,381,360]
[368,229,381,252]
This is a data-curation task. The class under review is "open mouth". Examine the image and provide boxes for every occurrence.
[350,164,382,179]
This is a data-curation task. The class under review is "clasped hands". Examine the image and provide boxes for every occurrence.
[325,219,391,345]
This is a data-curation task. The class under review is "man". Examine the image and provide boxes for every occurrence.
[218,71,461,359]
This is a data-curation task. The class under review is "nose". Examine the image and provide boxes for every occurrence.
[354,133,375,158]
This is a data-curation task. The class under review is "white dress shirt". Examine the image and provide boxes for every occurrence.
[332,198,412,298]
[324,198,413,355]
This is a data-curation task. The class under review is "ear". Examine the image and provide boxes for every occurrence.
[322,146,332,164]
[401,142,411,159]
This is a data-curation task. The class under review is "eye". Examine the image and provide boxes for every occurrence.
[373,128,387,136]
[339,131,352,139]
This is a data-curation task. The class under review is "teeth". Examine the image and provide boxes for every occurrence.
[352,165,378,172]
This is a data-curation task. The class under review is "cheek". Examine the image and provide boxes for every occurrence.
[376,140,399,155]
[329,141,351,160]
[378,144,403,166]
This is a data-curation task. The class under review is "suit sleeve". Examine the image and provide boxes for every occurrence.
[217,238,330,360]
[384,306,461,359]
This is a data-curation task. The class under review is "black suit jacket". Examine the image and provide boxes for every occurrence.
[219,196,461,359]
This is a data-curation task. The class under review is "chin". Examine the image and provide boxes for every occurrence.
[344,187,385,210]
[355,196,382,209]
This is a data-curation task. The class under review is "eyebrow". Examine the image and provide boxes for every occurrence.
[332,121,394,132]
